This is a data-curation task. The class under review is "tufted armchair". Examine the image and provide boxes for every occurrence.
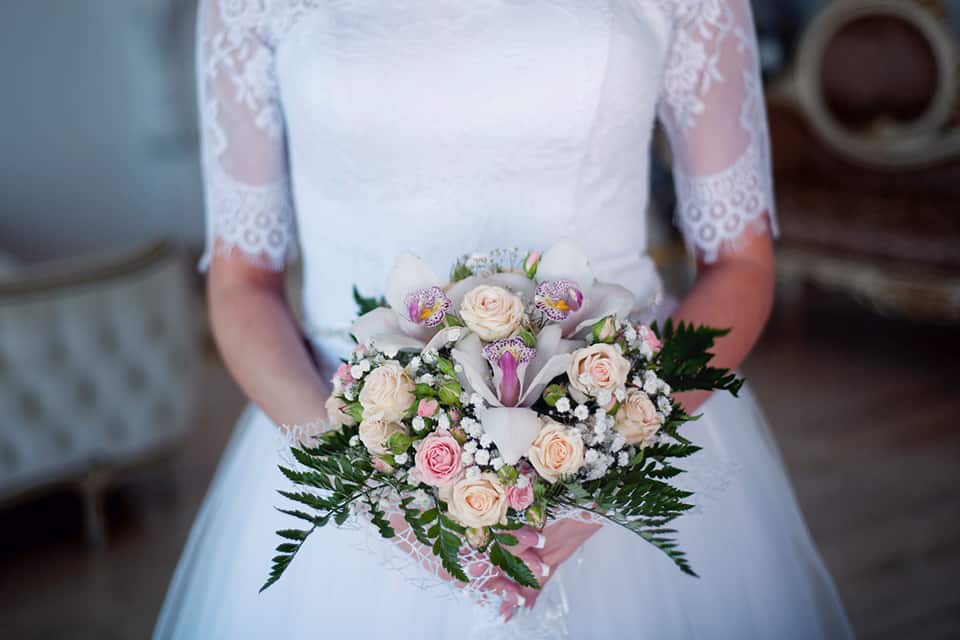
[0,241,200,543]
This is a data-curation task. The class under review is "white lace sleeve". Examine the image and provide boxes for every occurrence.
[196,0,297,272]
[658,0,777,263]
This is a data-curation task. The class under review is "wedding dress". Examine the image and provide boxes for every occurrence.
[155,0,854,637]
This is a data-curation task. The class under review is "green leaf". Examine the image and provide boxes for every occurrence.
[492,532,519,546]
[352,285,387,315]
[277,528,308,541]
[344,402,364,425]
[437,380,463,407]
[652,319,743,396]
[450,261,473,283]
[489,543,540,589]
[436,356,457,378]
[415,383,437,398]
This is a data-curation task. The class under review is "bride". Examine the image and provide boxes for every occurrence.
[155,0,854,637]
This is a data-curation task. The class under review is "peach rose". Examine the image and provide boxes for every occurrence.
[447,473,509,528]
[567,343,630,400]
[459,285,525,341]
[358,361,415,422]
[526,419,585,483]
[357,414,407,455]
[614,389,662,446]
[325,394,357,428]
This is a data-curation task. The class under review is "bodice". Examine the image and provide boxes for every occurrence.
[196,0,775,346]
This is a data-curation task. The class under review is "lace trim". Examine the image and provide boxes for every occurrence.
[659,0,733,136]
[199,167,298,272]
[658,0,778,262]
[673,144,776,263]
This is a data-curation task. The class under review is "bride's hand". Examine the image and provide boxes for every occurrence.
[473,526,551,620]
[498,519,602,619]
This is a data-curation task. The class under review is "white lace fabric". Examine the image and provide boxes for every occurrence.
[197,0,300,271]
[197,0,776,273]
[657,0,778,262]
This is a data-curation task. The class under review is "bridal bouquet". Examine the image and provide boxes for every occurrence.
[262,241,742,593]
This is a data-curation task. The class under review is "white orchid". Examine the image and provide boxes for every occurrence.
[350,252,460,354]
[451,324,582,464]
[533,238,635,338]
[351,240,637,465]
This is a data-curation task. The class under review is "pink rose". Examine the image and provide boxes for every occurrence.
[506,482,534,511]
[638,324,662,353]
[414,433,463,487]
[335,363,354,386]
[417,398,439,418]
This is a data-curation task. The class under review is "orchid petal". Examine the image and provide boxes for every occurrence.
[375,334,430,354]
[422,326,465,354]
[351,307,432,351]
[385,252,443,315]
[519,353,573,407]
[537,239,595,286]
[478,407,542,465]
[450,333,501,407]
[351,307,403,345]
[570,282,635,337]
[497,351,521,407]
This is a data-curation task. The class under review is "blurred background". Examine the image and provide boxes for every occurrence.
[0,0,958,638]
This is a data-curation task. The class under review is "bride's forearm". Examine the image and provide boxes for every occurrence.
[208,254,329,427]
[669,228,775,413]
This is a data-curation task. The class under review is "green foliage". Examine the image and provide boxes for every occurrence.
[450,261,474,283]
[352,285,387,316]
[264,313,746,590]
[433,511,468,583]
[489,541,540,589]
[400,496,433,546]
[262,426,387,592]
[559,449,700,577]
[651,319,743,396]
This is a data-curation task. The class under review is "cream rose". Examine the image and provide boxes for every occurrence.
[567,343,630,400]
[614,389,662,446]
[447,473,509,528]
[357,414,407,455]
[358,361,415,422]
[459,285,525,341]
[325,394,356,428]
[526,419,585,483]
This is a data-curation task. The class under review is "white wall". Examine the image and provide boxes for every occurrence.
[0,0,203,263]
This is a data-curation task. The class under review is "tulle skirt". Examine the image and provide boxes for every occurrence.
[153,381,854,639]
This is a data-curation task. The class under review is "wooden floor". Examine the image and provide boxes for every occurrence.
[0,290,957,639]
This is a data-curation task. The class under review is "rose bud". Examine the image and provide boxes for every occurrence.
[592,316,618,344]
[542,383,566,407]
[372,455,395,474]
[450,426,468,445]
[523,250,541,279]
[497,464,519,486]
[386,431,414,455]
[465,527,491,550]
[525,503,546,529]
